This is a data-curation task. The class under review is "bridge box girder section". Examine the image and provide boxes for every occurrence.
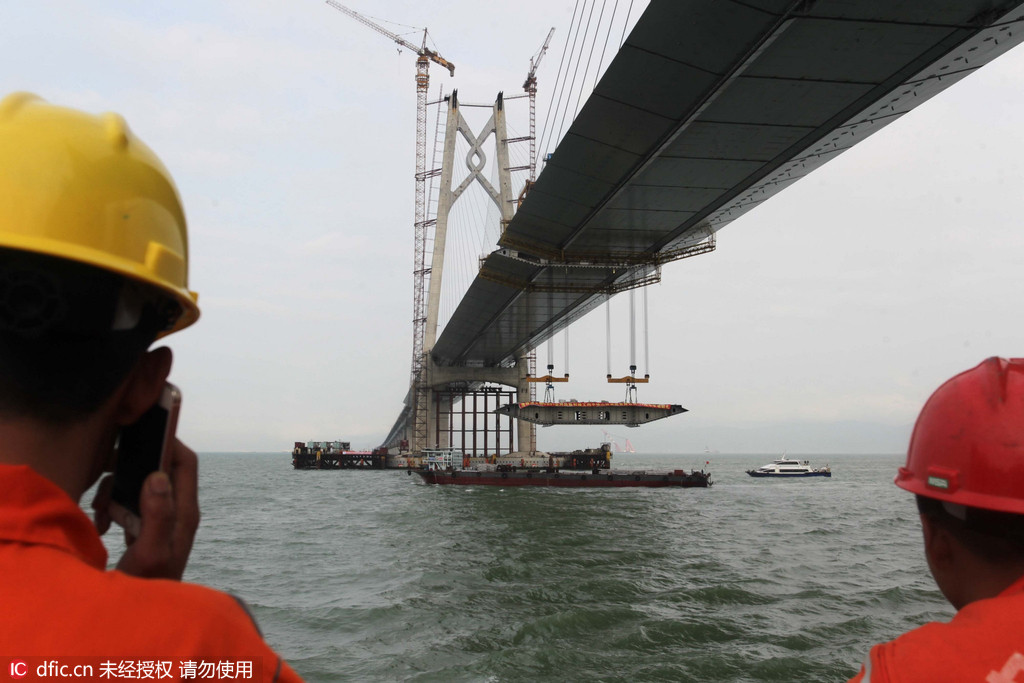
[497,402,688,427]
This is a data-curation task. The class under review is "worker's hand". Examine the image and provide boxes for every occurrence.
[93,439,200,580]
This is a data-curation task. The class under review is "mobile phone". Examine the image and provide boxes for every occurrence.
[110,382,181,518]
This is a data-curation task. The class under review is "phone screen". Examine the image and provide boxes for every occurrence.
[110,384,179,516]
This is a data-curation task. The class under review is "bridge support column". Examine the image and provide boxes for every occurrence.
[516,353,533,454]
[431,391,451,449]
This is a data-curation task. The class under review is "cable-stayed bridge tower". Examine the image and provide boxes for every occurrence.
[387,91,535,457]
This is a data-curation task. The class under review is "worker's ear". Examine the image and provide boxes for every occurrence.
[921,512,962,597]
[921,513,954,566]
[922,511,981,609]
[114,347,173,426]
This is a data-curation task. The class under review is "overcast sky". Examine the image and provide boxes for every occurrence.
[4,2,1023,455]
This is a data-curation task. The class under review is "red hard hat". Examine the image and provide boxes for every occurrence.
[896,357,1024,514]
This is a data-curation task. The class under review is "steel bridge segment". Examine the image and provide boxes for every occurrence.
[431,0,1024,368]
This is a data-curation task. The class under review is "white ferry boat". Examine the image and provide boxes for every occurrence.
[746,455,831,478]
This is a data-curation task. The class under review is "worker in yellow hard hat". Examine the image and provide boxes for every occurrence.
[0,93,304,681]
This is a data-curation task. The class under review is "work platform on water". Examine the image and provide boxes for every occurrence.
[288,438,712,488]
[291,441,388,469]
[289,440,619,471]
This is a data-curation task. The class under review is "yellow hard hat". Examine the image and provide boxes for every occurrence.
[0,92,199,334]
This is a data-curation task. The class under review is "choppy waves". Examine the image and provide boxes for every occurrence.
[166,454,952,682]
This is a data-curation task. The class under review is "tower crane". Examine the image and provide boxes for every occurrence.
[524,28,555,183]
[325,1,455,451]
[325,1,455,78]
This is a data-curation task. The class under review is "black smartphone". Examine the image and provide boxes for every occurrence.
[110,382,181,518]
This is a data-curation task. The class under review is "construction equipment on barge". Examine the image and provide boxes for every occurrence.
[292,441,388,469]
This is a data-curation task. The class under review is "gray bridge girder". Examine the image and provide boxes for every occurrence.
[432,0,1024,367]
[426,363,522,389]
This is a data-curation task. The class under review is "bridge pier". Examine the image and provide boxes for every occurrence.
[419,360,535,456]
[432,386,516,458]
[515,352,533,454]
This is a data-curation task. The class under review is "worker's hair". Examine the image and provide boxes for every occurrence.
[917,494,1024,564]
[0,249,176,424]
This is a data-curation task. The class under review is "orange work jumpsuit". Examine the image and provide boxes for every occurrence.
[848,573,1024,682]
[0,464,304,682]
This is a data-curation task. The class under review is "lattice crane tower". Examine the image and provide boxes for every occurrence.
[523,28,554,183]
[325,2,455,448]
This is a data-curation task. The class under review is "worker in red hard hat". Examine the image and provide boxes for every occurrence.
[849,357,1024,682]
[0,93,303,681]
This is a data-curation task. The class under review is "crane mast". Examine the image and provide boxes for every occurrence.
[518,28,555,453]
[524,28,555,182]
[325,1,455,451]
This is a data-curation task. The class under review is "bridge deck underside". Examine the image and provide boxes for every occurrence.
[431,0,1024,368]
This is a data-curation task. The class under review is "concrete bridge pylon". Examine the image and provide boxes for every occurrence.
[406,90,533,455]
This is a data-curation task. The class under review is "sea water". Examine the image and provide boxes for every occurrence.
[103,453,950,682]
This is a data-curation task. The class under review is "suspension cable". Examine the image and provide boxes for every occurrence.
[629,288,636,374]
[593,0,621,91]
[555,0,600,150]
[643,285,650,377]
[564,325,569,378]
[619,0,635,47]
[605,297,612,378]
[568,0,607,125]
[537,0,583,166]
[547,330,554,373]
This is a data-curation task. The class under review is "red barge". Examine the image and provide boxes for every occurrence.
[411,467,711,488]
[409,447,711,488]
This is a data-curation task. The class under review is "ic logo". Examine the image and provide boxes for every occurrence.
[9,660,27,679]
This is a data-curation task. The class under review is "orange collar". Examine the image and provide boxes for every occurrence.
[0,463,107,569]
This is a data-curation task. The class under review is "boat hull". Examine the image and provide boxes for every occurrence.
[746,470,831,478]
[412,469,711,487]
